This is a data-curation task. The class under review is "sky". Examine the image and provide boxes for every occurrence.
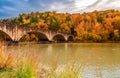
[0,0,120,18]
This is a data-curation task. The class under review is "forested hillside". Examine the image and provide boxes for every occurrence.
[0,10,120,42]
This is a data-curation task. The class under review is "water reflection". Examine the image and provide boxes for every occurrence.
[6,43,120,78]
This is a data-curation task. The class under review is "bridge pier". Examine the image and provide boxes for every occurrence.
[12,41,19,44]
[0,23,74,42]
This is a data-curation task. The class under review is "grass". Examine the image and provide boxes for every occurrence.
[0,45,84,78]
[14,56,37,78]
[46,65,83,78]
[0,46,16,78]
[0,50,15,70]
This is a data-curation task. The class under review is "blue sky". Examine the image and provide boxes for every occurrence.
[0,0,120,18]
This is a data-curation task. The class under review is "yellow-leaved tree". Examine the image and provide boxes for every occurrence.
[60,23,70,33]
[23,18,31,25]
[37,22,48,30]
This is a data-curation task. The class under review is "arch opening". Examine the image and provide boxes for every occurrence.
[19,32,49,42]
[52,34,66,42]
[0,30,13,45]
[0,30,13,41]
[68,36,74,41]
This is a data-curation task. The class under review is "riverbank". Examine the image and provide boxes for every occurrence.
[6,40,120,46]
[0,43,120,78]
[24,40,120,44]
[72,40,120,43]
[0,46,82,78]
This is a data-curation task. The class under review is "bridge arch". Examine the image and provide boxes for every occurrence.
[52,34,66,42]
[0,24,74,42]
[0,30,13,41]
[68,35,74,41]
[18,31,49,41]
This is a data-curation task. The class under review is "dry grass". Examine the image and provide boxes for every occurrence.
[0,50,84,78]
[0,42,85,78]
[0,44,16,78]
[0,46,16,70]
[12,50,43,78]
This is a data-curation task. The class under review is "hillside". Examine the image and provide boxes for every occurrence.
[0,10,120,42]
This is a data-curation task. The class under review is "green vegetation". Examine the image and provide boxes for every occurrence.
[0,10,120,42]
[0,45,83,78]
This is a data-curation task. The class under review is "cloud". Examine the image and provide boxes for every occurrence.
[0,0,120,18]
[46,1,73,12]
[46,0,120,13]
[69,0,120,13]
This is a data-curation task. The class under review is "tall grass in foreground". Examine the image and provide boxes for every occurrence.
[0,43,16,78]
[0,52,84,78]
[46,64,83,78]
[0,46,84,78]
[40,55,84,78]
[14,52,40,78]
[0,42,41,78]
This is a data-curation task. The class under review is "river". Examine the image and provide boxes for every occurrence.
[5,43,120,78]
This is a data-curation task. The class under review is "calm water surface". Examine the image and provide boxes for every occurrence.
[7,43,120,78]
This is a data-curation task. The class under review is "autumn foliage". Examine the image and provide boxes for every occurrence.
[0,10,120,42]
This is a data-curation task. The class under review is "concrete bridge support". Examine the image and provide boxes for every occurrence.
[0,23,74,42]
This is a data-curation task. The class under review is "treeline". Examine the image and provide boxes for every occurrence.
[0,10,120,42]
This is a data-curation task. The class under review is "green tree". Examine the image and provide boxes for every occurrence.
[48,17,60,31]
[97,15,103,23]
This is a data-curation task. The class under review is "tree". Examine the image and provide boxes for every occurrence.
[30,34,38,41]
[48,16,60,31]
[97,15,103,23]
[30,23,37,28]
[31,17,38,23]
[74,20,85,35]
[37,22,48,30]
[112,16,120,30]
[113,29,120,40]
[22,18,30,25]
[94,22,102,34]
[60,23,71,33]
[66,15,71,22]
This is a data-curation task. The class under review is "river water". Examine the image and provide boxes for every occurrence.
[6,43,120,78]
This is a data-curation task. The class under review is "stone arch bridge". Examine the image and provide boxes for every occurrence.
[0,23,74,42]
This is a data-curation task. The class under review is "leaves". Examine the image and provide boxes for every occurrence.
[37,22,48,30]
[60,23,70,33]
[1,10,120,42]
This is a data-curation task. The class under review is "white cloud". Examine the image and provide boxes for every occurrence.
[84,0,120,11]
[74,0,98,7]
[69,0,120,13]
[0,0,120,18]
[45,0,120,13]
